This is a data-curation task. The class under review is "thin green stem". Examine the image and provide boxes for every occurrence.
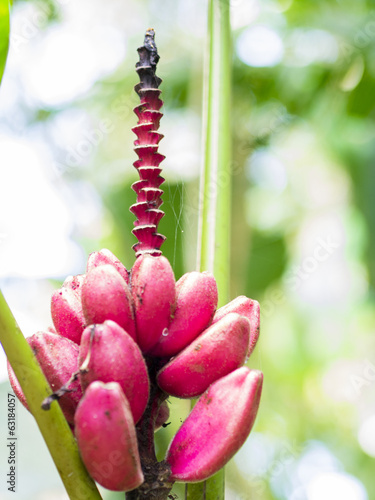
[192,0,232,498]
[0,291,102,500]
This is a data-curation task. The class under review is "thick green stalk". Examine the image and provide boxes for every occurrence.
[0,0,10,85]
[197,0,232,306]
[0,291,102,500]
[191,0,232,498]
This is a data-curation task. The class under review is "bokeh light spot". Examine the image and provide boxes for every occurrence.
[236,25,284,67]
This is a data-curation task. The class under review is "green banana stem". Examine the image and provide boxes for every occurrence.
[191,0,232,498]
[197,0,232,303]
[0,291,102,500]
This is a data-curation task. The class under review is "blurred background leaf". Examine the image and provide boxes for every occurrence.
[0,0,10,84]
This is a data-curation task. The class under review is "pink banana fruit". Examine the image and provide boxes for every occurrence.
[7,361,30,411]
[7,331,82,424]
[166,367,263,482]
[79,320,149,424]
[51,274,86,344]
[74,381,143,491]
[156,313,249,398]
[213,296,260,357]
[130,254,176,352]
[81,264,136,341]
[86,248,129,284]
[151,271,218,357]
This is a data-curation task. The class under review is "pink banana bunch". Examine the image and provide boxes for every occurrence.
[8,248,262,493]
[7,30,263,498]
